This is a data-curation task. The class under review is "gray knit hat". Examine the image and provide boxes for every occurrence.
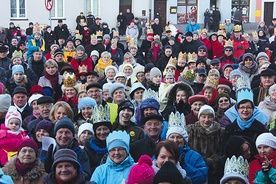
[52,148,80,171]
[150,67,162,81]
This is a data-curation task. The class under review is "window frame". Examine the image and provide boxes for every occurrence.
[10,0,26,19]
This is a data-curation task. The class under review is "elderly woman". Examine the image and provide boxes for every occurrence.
[185,95,208,125]
[166,112,208,184]
[119,52,142,72]
[44,148,93,184]
[75,96,97,126]
[249,133,276,184]
[162,82,194,121]
[49,101,74,124]
[2,139,47,183]
[216,93,232,122]
[99,65,118,85]
[187,105,225,184]
[237,53,259,83]
[90,130,135,183]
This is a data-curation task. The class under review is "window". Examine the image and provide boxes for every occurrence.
[86,0,99,17]
[177,0,197,24]
[11,0,26,18]
[51,0,64,18]
[232,0,250,22]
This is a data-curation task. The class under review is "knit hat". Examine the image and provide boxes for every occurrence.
[216,92,231,106]
[198,45,207,52]
[103,34,110,40]
[223,45,234,52]
[188,95,208,105]
[50,44,59,51]
[5,106,22,128]
[54,117,75,136]
[129,82,146,99]
[196,58,207,67]
[76,45,85,52]
[269,83,276,96]
[210,59,220,65]
[128,155,155,184]
[12,65,24,76]
[222,64,234,72]
[78,97,97,110]
[150,67,162,81]
[217,78,233,93]
[255,133,276,149]
[28,94,43,106]
[242,53,255,62]
[118,100,134,114]
[30,85,44,96]
[122,63,134,73]
[153,161,185,184]
[90,50,99,57]
[0,94,11,113]
[229,69,242,79]
[53,48,63,57]
[185,31,193,37]
[198,105,215,119]
[106,130,130,154]
[52,149,80,172]
[103,83,113,92]
[109,83,125,97]
[144,63,155,73]
[104,65,118,76]
[77,123,94,137]
[133,65,145,77]
[140,98,160,111]
[208,69,220,77]
[18,139,38,157]
[256,52,269,61]
[35,120,54,138]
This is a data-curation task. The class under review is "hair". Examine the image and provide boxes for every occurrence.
[44,59,58,68]
[101,51,111,58]
[200,109,215,118]
[155,140,180,162]
[237,99,254,109]
[124,52,135,60]
[49,101,74,122]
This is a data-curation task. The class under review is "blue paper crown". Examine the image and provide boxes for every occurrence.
[106,130,130,151]
[236,76,253,104]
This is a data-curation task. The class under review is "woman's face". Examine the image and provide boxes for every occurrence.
[191,101,205,115]
[81,106,92,119]
[109,147,127,164]
[237,101,254,121]
[218,36,224,42]
[123,66,133,76]
[258,31,264,37]
[31,100,39,111]
[95,125,110,141]
[54,106,67,121]
[244,57,253,67]
[270,87,276,101]
[152,75,161,84]
[211,35,217,41]
[241,142,251,159]
[218,97,230,110]
[156,147,176,168]
[55,162,77,181]
[78,92,87,102]
[113,89,125,103]
[18,147,36,165]
[136,72,145,82]
[35,129,50,142]
[46,65,58,75]
[176,90,187,104]
[65,87,77,99]
[102,55,110,62]
[14,72,24,82]
[107,69,116,80]
[13,58,22,65]
[76,49,84,56]
[199,113,214,128]
[257,144,275,158]
[224,67,233,78]
[133,89,144,101]
[168,133,185,147]
[204,88,213,100]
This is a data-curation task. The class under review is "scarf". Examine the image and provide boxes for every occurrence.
[74,53,88,63]
[237,113,255,130]
[89,139,108,155]
[153,46,160,62]
[45,71,59,89]
[257,84,269,105]
[111,49,116,55]
[262,96,276,111]
[147,37,153,42]
[55,172,78,184]
[15,158,37,176]
[63,95,78,109]
[239,61,258,75]
[96,58,113,72]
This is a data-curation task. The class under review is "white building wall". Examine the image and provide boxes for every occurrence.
[216,0,232,22]
[132,0,150,19]
[249,0,256,22]
[166,0,177,25]
[197,1,210,24]
[99,0,119,29]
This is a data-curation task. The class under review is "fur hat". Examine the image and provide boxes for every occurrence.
[168,82,194,102]
[78,97,97,110]
[5,106,22,128]
[54,117,75,136]
[198,105,215,119]
[188,95,208,105]
[52,149,80,171]
[0,94,11,113]
[150,67,162,81]
[256,133,276,149]
[104,65,118,76]
[109,83,125,97]
[77,123,94,137]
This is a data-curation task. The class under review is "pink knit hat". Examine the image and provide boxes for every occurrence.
[127,155,155,184]
[5,106,22,128]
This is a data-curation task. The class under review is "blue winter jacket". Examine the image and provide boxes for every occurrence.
[180,146,208,184]
[91,155,135,184]
[185,23,201,33]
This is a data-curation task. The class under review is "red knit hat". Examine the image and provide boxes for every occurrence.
[188,95,208,105]
[127,155,155,184]
[30,85,44,96]
[217,78,233,93]
[0,82,5,94]
[18,139,38,156]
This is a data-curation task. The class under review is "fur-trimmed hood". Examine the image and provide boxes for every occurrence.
[2,156,45,181]
[151,40,162,49]
[167,82,194,102]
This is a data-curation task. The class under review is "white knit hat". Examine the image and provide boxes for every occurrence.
[198,105,215,119]
[104,65,118,76]
[77,123,94,137]
[5,106,22,128]
[269,84,276,96]
[28,94,43,106]
[255,133,276,149]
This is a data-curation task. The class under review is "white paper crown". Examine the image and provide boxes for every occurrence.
[92,105,110,123]
[106,130,130,148]
[142,88,158,101]
[168,111,186,129]
[236,75,251,91]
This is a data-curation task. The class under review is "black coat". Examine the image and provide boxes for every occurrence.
[0,67,6,84]
[156,55,171,72]
[178,40,204,54]
[54,24,70,41]
[125,12,134,25]
[28,57,45,78]
[85,43,105,57]
[44,31,56,51]
[0,57,12,71]
[152,24,163,38]
[91,23,102,35]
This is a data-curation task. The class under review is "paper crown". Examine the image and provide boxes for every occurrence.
[219,23,225,30]
[113,30,119,37]
[168,111,186,129]
[154,34,160,40]
[234,25,242,32]
[96,30,103,37]
[126,36,131,43]
[164,71,175,78]
[178,52,187,61]
[106,130,130,149]
[200,28,208,35]
[75,33,83,41]
[78,65,88,75]
[204,76,218,89]
[221,156,249,184]
[147,28,154,35]
[129,39,137,48]
[78,83,87,93]
[12,50,23,59]
[111,39,117,45]
[243,33,250,38]
[187,52,198,63]
[92,105,110,123]
[180,67,196,82]
[236,76,253,103]
[63,73,77,87]
[75,30,80,34]
[167,57,177,68]
[217,30,226,38]
[165,26,171,32]
[142,88,158,101]
[224,39,233,47]
[90,34,97,40]
[252,31,258,37]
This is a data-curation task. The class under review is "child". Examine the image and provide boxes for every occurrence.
[175,52,187,80]
[77,123,94,148]
[147,67,162,94]
[159,72,175,112]
[0,106,28,166]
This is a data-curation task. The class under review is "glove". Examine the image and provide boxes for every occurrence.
[237,45,243,49]
[44,144,54,173]
[67,56,72,62]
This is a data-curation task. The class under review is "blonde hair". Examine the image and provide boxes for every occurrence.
[44,59,58,68]
[49,101,74,122]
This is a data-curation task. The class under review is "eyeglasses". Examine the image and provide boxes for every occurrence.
[87,90,101,94]
[225,49,232,52]
[238,106,253,110]
[219,99,229,103]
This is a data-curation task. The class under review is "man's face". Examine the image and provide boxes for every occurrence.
[13,93,27,108]
[34,34,41,40]
[234,32,241,37]
[164,49,172,57]
[38,103,53,118]
[260,75,275,89]
[154,19,159,25]
[56,128,74,147]
[210,63,220,70]
[224,49,233,57]
[33,51,42,61]
[86,75,98,84]
[195,74,206,83]
[11,39,18,46]
[91,39,97,45]
[0,51,8,59]
[87,87,102,104]
[55,54,64,62]
[143,119,163,139]
[186,36,192,42]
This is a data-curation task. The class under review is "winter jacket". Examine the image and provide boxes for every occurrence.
[0,57,12,71]
[2,157,47,184]
[91,155,135,184]
[231,35,249,59]
[185,23,200,33]
[212,40,225,59]
[6,77,32,95]
[219,54,239,70]
[108,48,124,66]
[238,61,259,84]
[152,24,163,38]
[27,35,46,59]
[85,43,105,58]
[0,67,7,84]
[44,171,93,184]
[126,25,139,40]
[54,24,70,41]
[28,57,46,78]
[71,55,93,76]
[258,96,276,125]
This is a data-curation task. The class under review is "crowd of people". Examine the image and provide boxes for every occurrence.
[0,9,276,184]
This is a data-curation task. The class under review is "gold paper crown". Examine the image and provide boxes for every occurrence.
[129,39,137,48]
[168,111,186,129]
[12,50,23,59]
[75,30,79,34]
[78,84,88,93]
[142,88,159,101]
[187,52,198,63]
[223,156,249,182]
[154,34,160,40]
[234,25,242,32]
[96,30,103,37]
[219,23,225,30]
[63,73,77,88]
[113,30,119,37]
[92,105,110,123]
[147,28,154,35]
[204,76,218,89]
[201,28,208,34]
[126,36,131,43]
[75,34,83,41]
[167,57,177,68]
[178,52,187,61]
[224,39,233,47]
[111,39,117,45]
[252,31,258,37]
[164,71,175,78]
[180,67,196,82]
[78,65,88,74]
[217,30,226,38]
[90,34,97,40]
[165,26,171,32]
